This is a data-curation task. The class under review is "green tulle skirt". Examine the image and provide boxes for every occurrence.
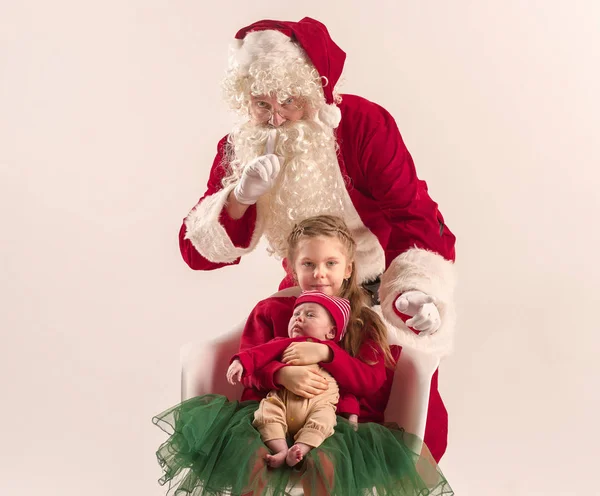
[153,394,453,496]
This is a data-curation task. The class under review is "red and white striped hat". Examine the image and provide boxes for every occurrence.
[294,290,351,342]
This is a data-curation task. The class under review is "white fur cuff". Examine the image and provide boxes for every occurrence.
[378,248,457,357]
[183,185,264,264]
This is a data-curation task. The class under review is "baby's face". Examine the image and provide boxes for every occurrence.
[288,302,336,341]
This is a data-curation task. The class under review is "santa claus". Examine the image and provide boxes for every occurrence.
[179,17,456,461]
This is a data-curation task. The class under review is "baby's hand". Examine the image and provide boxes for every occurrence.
[226,359,244,385]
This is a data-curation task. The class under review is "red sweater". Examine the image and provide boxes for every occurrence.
[233,336,360,415]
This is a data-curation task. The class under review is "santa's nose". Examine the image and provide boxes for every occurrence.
[269,111,286,127]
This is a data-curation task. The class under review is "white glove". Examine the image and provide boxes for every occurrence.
[394,290,441,334]
[233,132,280,205]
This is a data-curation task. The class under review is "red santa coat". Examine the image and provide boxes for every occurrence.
[180,94,457,355]
[236,296,447,462]
[232,335,361,416]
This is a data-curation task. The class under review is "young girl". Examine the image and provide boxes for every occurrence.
[153,215,453,496]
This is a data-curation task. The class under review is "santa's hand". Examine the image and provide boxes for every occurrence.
[394,290,441,334]
[233,130,280,205]
[226,359,244,385]
[233,153,280,205]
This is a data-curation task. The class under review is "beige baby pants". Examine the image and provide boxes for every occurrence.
[253,366,340,448]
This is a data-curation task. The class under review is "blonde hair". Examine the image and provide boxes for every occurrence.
[221,30,343,124]
[286,215,394,368]
[222,38,326,120]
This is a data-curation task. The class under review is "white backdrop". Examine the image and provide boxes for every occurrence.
[2,1,599,495]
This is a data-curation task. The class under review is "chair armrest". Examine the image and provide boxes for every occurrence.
[384,347,440,442]
[179,287,300,402]
[180,321,245,402]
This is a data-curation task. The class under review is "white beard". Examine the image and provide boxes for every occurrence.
[224,119,346,258]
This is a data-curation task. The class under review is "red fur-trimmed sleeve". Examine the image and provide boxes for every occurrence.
[356,100,457,356]
[378,250,457,356]
[179,135,263,270]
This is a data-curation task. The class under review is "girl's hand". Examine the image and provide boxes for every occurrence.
[348,414,359,431]
[275,366,329,399]
[226,359,244,385]
[282,341,332,366]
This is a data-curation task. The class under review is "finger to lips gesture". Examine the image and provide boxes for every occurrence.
[265,129,277,154]
[232,130,280,205]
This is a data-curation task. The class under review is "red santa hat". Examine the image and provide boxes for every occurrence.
[234,17,346,128]
[294,290,351,342]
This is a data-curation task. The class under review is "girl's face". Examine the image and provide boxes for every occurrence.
[292,235,353,296]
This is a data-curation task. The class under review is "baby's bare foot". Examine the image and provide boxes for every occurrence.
[265,449,288,468]
[286,445,303,467]
[286,443,311,467]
